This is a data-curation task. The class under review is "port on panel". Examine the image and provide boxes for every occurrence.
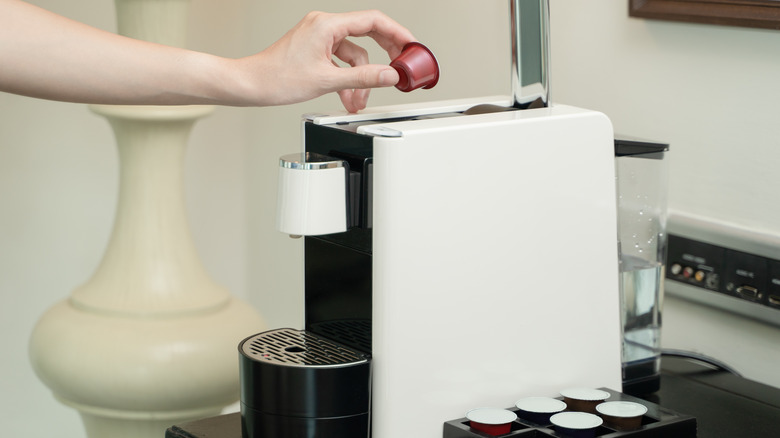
[735,285,760,301]
[705,273,719,290]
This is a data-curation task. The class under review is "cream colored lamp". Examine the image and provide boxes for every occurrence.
[29,1,264,437]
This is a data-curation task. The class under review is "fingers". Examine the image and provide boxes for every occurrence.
[338,88,370,114]
[283,10,415,112]
[333,65,399,113]
[327,10,416,60]
[333,38,369,69]
[332,39,400,87]
[331,36,400,113]
[338,64,399,89]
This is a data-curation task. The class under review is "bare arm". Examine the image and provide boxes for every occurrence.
[0,1,415,112]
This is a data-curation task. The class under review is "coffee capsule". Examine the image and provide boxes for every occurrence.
[559,388,611,414]
[390,42,440,92]
[596,401,648,431]
[465,408,517,436]
[514,397,567,424]
[550,412,603,438]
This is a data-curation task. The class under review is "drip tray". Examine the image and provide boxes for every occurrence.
[239,328,372,438]
[241,327,368,367]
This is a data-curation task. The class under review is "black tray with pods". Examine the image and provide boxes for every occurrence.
[443,388,696,438]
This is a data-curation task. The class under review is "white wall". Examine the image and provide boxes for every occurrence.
[550,2,780,233]
[547,1,780,388]
[2,1,779,438]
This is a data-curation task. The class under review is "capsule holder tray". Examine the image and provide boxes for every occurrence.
[443,388,696,438]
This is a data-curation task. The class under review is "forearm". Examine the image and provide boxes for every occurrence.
[0,0,252,106]
[0,2,414,111]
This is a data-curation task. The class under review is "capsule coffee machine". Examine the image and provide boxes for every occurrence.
[240,1,623,437]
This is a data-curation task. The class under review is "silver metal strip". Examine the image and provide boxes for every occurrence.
[510,0,551,108]
[279,152,346,170]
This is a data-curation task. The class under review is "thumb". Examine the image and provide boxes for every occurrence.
[335,65,399,90]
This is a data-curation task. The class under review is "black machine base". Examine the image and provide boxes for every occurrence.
[238,328,371,438]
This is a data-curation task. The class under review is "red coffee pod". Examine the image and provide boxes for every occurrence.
[466,408,517,436]
[390,42,440,92]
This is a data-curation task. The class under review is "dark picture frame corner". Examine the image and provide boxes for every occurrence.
[629,0,780,30]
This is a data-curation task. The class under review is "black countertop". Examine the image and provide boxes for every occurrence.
[639,356,780,437]
[166,356,780,438]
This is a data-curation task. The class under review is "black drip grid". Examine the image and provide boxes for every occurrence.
[242,328,368,367]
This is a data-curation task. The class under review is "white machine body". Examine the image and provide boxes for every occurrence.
[281,97,622,438]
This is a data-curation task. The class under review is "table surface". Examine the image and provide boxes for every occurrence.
[640,356,780,437]
[166,356,780,438]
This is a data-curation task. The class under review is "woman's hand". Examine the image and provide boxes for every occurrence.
[235,10,416,112]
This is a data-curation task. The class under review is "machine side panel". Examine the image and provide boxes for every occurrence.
[371,107,622,438]
[303,122,375,354]
[304,235,372,354]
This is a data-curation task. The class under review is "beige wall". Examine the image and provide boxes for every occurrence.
[551,2,780,232]
[2,1,779,437]
[548,1,780,388]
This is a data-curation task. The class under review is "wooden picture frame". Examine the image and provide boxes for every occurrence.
[629,0,780,30]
